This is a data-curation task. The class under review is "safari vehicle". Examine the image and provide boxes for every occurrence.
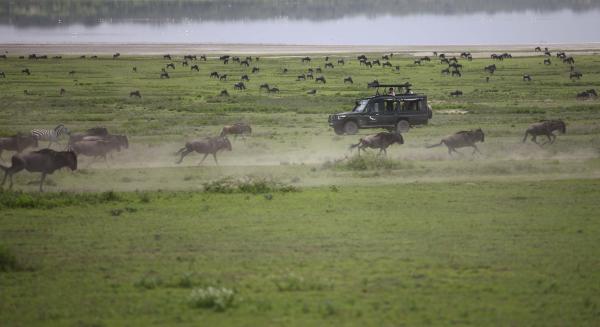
[328,82,432,135]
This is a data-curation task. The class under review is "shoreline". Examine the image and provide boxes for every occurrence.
[2,43,600,56]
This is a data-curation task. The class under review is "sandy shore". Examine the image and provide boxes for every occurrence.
[2,43,600,57]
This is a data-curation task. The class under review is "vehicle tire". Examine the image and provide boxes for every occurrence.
[333,127,344,135]
[343,121,358,135]
[396,120,410,133]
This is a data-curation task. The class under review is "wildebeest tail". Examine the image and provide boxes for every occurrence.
[426,141,443,148]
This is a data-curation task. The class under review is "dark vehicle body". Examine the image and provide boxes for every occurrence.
[328,84,432,134]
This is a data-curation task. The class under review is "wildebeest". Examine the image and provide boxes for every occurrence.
[344,76,353,84]
[296,74,306,81]
[164,54,172,60]
[523,74,532,81]
[441,58,450,64]
[372,59,381,66]
[241,74,250,81]
[259,83,270,91]
[70,135,128,164]
[182,60,189,67]
[382,61,392,67]
[570,71,582,80]
[166,63,175,69]
[367,80,379,88]
[113,52,120,59]
[0,149,77,192]
[316,67,322,74]
[176,137,232,165]
[220,89,229,97]
[441,68,450,75]
[484,64,497,74]
[535,46,542,52]
[219,74,228,81]
[337,59,345,65]
[427,129,485,155]
[306,72,314,79]
[234,82,246,90]
[349,132,404,156]
[130,90,142,98]
[220,123,252,137]
[522,120,566,145]
[60,88,66,96]
[160,72,170,79]
[210,71,219,78]
[301,56,311,63]
[252,67,260,74]
[576,89,597,99]
[450,90,463,97]
[316,76,326,84]
[325,62,334,69]
[282,68,288,73]
[68,70,76,75]
[395,65,400,71]
[68,127,110,144]
[191,65,199,71]
[0,54,6,59]
[0,71,5,78]
[563,57,575,64]
[413,59,421,65]
[544,58,552,65]
[268,87,280,94]
[132,66,137,72]
[307,89,317,95]
[451,69,462,77]
[219,55,230,61]
[0,134,38,160]
[200,55,207,61]
[22,68,31,75]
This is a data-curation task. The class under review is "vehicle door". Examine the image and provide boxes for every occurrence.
[379,97,400,126]
[397,98,421,123]
[365,98,386,127]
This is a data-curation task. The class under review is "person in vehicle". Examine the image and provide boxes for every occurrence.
[388,87,396,96]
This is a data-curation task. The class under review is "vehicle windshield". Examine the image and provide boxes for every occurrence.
[353,100,369,113]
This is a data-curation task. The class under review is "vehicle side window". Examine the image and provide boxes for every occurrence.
[368,100,384,114]
[406,101,418,111]
[385,100,395,114]
[397,101,405,111]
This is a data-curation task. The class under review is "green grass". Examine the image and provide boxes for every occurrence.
[1,180,599,326]
[1,51,600,325]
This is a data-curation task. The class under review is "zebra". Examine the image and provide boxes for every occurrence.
[31,124,70,148]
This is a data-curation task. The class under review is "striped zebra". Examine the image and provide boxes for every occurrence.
[31,124,70,148]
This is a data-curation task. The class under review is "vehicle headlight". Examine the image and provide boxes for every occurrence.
[338,115,346,119]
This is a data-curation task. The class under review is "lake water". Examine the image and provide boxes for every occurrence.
[2,7,600,45]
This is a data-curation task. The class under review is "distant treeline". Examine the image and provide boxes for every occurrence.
[1,0,599,27]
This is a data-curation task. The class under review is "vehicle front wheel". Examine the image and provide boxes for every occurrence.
[343,121,358,135]
[396,120,410,133]
[333,127,344,135]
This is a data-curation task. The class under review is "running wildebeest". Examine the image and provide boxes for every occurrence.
[427,129,485,156]
[130,90,142,98]
[70,135,128,164]
[0,134,38,160]
[234,82,246,90]
[176,137,232,165]
[220,123,252,137]
[68,127,109,144]
[349,132,404,156]
[22,68,31,75]
[220,89,229,97]
[0,149,77,192]
[523,74,532,81]
[450,90,463,97]
[210,71,219,78]
[166,63,175,69]
[522,120,566,145]
[191,65,199,71]
[576,89,597,99]
[160,72,170,79]
[316,76,326,84]
[219,74,228,81]
[570,71,583,80]
[344,76,353,84]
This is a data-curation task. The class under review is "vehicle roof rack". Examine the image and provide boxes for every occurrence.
[368,82,412,95]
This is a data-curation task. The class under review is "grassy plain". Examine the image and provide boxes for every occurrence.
[1,49,600,325]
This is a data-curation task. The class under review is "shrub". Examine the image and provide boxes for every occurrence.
[0,245,18,272]
[203,176,299,194]
[134,273,163,289]
[326,154,414,171]
[188,287,236,311]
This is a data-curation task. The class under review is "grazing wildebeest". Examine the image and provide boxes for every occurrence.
[60,88,66,96]
[22,68,31,75]
[544,50,552,56]
[325,56,329,61]
[220,123,252,137]
[522,120,566,145]
[427,129,485,156]
[182,60,189,67]
[450,90,463,97]
[451,69,462,77]
[349,132,404,156]
[306,72,314,79]
[395,65,400,71]
[259,83,270,91]
[0,134,38,160]
[176,137,232,165]
[234,82,246,90]
[234,57,241,63]
[113,52,120,59]
[484,64,497,74]
[576,89,597,99]
[382,61,392,67]
[160,72,170,79]
[316,67,322,74]
[301,56,311,63]
[166,63,175,69]
[268,87,280,94]
[200,55,207,61]
[563,57,575,64]
[191,65,199,71]
[449,56,458,63]
[421,56,431,62]
[441,58,450,64]
[441,68,450,75]
[297,74,306,81]
[316,76,326,84]
[90,55,98,59]
[365,61,373,68]
[130,90,142,98]
[570,71,582,80]
[325,62,334,69]
[367,80,379,88]
[252,67,260,73]
[344,76,353,84]
[382,54,390,60]
[219,55,230,61]
[68,70,76,75]
[219,74,228,81]
[337,59,345,65]
[210,71,219,78]
[241,74,249,81]
[0,71,5,78]
[544,58,552,65]
[372,59,381,66]
[523,74,532,81]
[240,60,250,67]
[223,59,229,64]
[307,89,317,95]
[164,54,172,60]
[0,149,77,192]
[132,66,137,72]
[220,89,229,97]
[449,63,462,70]
[357,54,367,61]
[282,68,288,73]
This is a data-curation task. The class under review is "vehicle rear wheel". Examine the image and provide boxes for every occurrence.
[343,121,358,135]
[396,120,410,133]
